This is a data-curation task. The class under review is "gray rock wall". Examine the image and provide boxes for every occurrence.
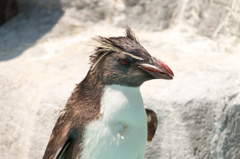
[15,0,240,37]
[1,0,240,159]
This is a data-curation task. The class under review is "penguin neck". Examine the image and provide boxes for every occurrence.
[66,69,104,116]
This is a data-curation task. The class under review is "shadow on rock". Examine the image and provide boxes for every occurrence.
[0,1,63,61]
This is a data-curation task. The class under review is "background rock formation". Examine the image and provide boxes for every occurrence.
[0,0,240,158]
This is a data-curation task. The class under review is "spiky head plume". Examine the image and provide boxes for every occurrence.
[90,27,144,70]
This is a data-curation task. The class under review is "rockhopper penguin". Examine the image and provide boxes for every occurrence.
[43,27,174,159]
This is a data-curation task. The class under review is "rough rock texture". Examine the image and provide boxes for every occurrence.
[1,0,240,159]
[15,0,240,38]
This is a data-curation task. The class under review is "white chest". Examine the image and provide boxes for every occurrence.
[80,85,147,159]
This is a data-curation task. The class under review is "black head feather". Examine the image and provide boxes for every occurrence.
[125,26,139,42]
[89,27,149,70]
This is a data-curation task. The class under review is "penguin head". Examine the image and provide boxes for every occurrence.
[89,27,174,87]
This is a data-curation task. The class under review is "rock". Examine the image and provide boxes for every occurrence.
[0,0,240,159]
[15,0,240,37]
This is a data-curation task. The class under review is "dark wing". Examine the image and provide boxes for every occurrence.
[145,108,158,142]
[56,129,79,159]
[43,113,81,159]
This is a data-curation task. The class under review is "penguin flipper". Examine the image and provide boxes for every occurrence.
[43,111,80,159]
[43,125,79,159]
[145,108,158,142]
[57,137,72,159]
[56,130,78,159]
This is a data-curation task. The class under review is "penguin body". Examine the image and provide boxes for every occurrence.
[81,85,147,159]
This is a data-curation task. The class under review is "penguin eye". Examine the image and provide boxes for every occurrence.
[121,59,130,65]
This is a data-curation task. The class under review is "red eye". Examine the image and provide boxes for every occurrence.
[122,59,129,65]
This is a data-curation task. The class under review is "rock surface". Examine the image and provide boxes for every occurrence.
[0,0,240,159]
